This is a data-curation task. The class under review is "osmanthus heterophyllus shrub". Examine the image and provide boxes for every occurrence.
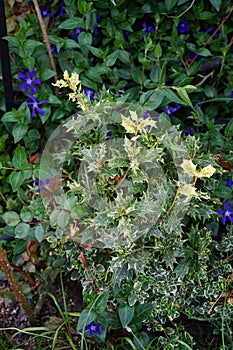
[0,0,233,348]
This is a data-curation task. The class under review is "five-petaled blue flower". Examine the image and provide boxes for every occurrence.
[85,321,102,337]
[142,22,156,36]
[27,94,47,117]
[217,202,233,225]
[73,27,84,41]
[226,179,233,187]
[40,5,54,19]
[184,127,193,136]
[84,88,95,101]
[59,0,65,16]
[164,103,181,117]
[50,44,58,55]
[93,15,101,36]
[143,111,150,119]
[3,279,8,288]
[34,179,51,192]
[176,19,189,34]
[205,26,220,39]
[18,69,41,93]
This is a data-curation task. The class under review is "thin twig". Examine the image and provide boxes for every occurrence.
[195,70,214,87]
[165,0,196,19]
[188,5,233,67]
[32,0,58,93]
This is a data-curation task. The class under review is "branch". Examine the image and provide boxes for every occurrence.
[32,0,58,93]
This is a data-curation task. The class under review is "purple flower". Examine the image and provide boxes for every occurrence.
[189,51,201,61]
[27,94,47,117]
[230,91,233,99]
[73,27,84,41]
[163,103,181,117]
[217,202,233,225]
[205,26,220,39]
[34,179,51,193]
[226,179,233,187]
[59,0,65,16]
[142,22,156,37]
[123,30,129,39]
[40,6,54,19]
[143,111,150,119]
[3,279,8,288]
[50,44,58,55]
[106,131,113,141]
[176,19,189,34]
[184,127,193,136]
[93,14,101,36]
[215,173,221,180]
[84,88,95,101]
[85,321,102,337]
[18,69,41,93]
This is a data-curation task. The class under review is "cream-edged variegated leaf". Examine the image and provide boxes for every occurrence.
[180,159,197,176]
[121,115,138,134]
[180,184,196,197]
[181,159,216,178]
[197,164,216,178]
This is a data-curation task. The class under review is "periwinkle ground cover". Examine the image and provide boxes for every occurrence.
[0,0,233,349]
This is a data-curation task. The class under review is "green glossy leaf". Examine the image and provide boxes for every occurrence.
[131,65,143,85]
[63,39,79,49]
[224,119,233,138]
[165,0,177,11]
[13,239,27,255]
[88,46,104,58]
[95,290,109,314]
[209,0,221,11]
[199,11,216,20]
[154,43,162,58]
[162,88,186,105]
[15,222,30,238]
[77,309,97,331]
[140,90,164,109]
[58,17,84,29]
[133,303,155,323]
[3,211,20,227]
[23,40,43,50]
[40,68,57,81]
[3,36,21,47]
[174,87,193,107]
[1,111,18,123]
[57,210,70,228]
[20,207,33,222]
[197,48,212,57]
[105,51,118,66]
[23,57,35,70]
[118,305,135,328]
[12,145,28,169]
[78,32,92,55]
[78,0,93,14]
[10,171,25,191]
[35,225,45,243]
[12,124,28,143]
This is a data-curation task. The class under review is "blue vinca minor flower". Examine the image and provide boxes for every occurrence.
[176,19,189,34]
[84,88,95,100]
[217,202,233,225]
[18,69,41,93]
[163,103,181,117]
[27,94,47,117]
[84,321,102,337]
